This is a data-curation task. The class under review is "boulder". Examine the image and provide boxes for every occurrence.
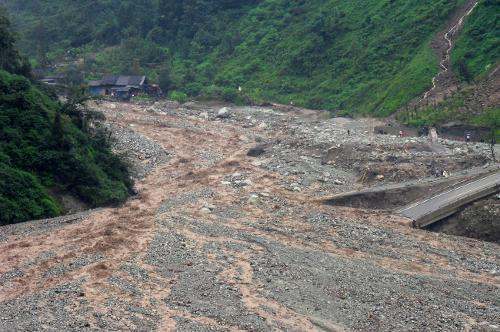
[200,207,212,214]
[249,194,260,204]
[247,145,266,157]
[217,107,231,119]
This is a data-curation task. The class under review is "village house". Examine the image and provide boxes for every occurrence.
[88,75,149,100]
[39,74,65,86]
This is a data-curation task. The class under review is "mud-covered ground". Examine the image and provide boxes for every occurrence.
[0,101,498,331]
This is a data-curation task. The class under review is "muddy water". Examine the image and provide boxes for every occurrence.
[0,101,498,331]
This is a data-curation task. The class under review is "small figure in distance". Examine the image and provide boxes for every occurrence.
[465,132,471,143]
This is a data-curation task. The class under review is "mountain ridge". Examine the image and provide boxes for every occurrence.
[3,0,497,117]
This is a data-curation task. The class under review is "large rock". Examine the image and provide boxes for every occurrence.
[248,194,260,204]
[217,107,231,119]
[247,145,266,157]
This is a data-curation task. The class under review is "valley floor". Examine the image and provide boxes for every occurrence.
[0,101,498,331]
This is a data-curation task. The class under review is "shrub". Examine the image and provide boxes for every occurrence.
[169,90,188,103]
[0,163,60,225]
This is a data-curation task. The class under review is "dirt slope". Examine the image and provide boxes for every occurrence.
[0,101,498,331]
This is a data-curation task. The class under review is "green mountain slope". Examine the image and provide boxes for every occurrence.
[0,11,132,225]
[2,0,497,115]
[452,0,499,81]
[213,0,462,116]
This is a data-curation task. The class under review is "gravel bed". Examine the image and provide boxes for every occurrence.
[106,124,170,179]
[0,210,97,243]
[0,280,92,331]
[1,101,498,331]
[43,253,104,278]
[250,240,500,331]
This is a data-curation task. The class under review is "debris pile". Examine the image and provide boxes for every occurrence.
[1,100,498,331]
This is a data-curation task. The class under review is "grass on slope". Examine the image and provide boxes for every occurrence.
[452,0,499,81]
[186,0,466,115]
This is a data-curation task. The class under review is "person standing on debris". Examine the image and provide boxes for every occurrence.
[428,127,438,143]
[399,130,404,137]
[465,132,471,142]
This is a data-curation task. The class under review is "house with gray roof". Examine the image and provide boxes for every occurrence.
[88,75,148,100]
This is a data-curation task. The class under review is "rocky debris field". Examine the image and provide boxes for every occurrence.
[0,101,498,331]
[97,103,171,180]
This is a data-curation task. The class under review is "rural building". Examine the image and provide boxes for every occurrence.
[39,75,65,86]
[88,75,149,100]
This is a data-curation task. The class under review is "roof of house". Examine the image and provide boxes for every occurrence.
[88,80,102,87]
[111,87,132,92]
[105,75,146,86]
[96,75,146,87]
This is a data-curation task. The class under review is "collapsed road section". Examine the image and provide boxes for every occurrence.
[398,170,500,228]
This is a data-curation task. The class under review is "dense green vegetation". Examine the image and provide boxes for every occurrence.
[6,0,490,116]
[452,0,499,82]
[0,11,132,225]
[0,7,30,76]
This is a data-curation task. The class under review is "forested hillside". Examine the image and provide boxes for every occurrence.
[2,0,498,115]
[0,10,133,225]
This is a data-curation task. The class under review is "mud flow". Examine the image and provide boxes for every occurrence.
[1,100,498,331]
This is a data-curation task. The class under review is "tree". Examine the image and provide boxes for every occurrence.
[158,0,183,35]
[61,86,103,131]
[0,8,31,76]
[61,65,84,87]
[474,108,499,161]
[158,66,173,93]
[457,59,472,83]
[34,22,50,67]
[131,58,141,75]
[52,110,65,148]
[0,9,16,70]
